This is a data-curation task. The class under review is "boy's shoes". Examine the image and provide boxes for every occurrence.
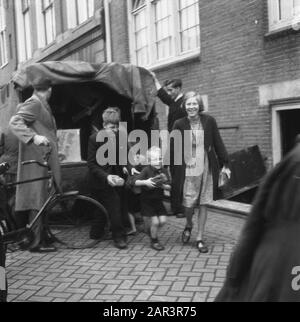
[151,240,165,251]
[126,229,137,236]
[43,233,56,245]
[196,240,209,253]
[114,238,128,250]
[29,244,57,253]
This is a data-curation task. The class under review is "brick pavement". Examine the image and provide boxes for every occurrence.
[6,212,245,302]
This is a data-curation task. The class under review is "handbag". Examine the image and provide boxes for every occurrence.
[218,170,230,188]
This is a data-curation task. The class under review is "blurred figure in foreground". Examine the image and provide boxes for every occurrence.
[216,136,300,302]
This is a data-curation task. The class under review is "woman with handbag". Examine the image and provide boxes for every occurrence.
[172,91,231,253]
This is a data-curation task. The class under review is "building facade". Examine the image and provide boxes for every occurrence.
[108,0,300,169]
[0,0,105,134]
[0,0,106,190]
[1,0,300,173]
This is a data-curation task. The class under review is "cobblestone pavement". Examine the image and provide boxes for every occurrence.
[6,212,245,302]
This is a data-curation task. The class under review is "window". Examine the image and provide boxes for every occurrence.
[42,0,56,45]
[132,0,149,66]
[179,0,200,52]
[268,0,300,32]
[15,0,32,62]
[154,0,173,61]
[130,0,200,68]
[35,0,56,47]
[67,0,95,29]
[0,0,8,67]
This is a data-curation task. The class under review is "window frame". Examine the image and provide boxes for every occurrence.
[20,0,32,61]
[41,0,56,45]
[268,0,300,32]
[128,0,201,69]
[152,0,174,62]
[0,0,8,68]
[67,0,95,30]
[132,1,150,66]
[178,0,201,53]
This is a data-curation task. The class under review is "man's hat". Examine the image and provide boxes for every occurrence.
[32,79,52,90]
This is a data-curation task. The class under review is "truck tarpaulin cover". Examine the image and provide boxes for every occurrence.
[12,61,157,120]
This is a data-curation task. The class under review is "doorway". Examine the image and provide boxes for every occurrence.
[272,103,300,164]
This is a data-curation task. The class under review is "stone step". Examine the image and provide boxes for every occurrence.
[207,200,252,218]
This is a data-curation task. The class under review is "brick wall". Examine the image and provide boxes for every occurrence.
[148,0,300,169]
[197,0,300,167]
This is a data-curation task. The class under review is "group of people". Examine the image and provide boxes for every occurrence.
[86,74,231,252]
[6,73,231,254]
[2,71,300,302]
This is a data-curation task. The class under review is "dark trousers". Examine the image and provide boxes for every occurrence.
[91,186,129,240]
[170,165,184,213]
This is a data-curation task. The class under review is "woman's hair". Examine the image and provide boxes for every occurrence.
[183,91,205,113]
[102,107,121,126]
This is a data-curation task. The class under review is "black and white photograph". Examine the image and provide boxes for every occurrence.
[0,0,300,306]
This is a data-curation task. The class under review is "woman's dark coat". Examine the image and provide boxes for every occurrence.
[171,114,229,203]
[216,143,300,302]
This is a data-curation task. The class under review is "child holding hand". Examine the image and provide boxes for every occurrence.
[133,147,171,251]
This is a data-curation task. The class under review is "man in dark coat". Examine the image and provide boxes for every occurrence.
[216,138,300,302]
[87,108,130,250]
[152,75,187,217]
[155,79,186,133]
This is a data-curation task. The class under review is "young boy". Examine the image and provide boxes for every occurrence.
[133,147,171,251]
[126,153,147,236]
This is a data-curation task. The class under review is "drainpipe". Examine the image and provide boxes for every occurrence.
[104,0,112,63]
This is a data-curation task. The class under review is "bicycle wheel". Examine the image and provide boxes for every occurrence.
[44,194,108,249]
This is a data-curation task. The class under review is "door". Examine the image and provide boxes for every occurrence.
[272,103,300,164]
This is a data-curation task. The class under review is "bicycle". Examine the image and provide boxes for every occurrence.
[0,151,109,250]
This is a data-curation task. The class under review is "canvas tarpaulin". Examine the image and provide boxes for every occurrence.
[12,61,157,120]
